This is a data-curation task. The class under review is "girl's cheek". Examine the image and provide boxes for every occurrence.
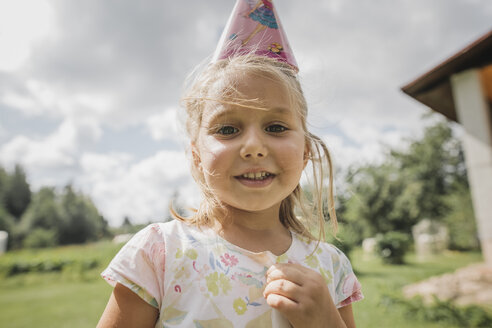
[278,144,306,171]
[201,138,229,156]
[279,140,305,157]
[198,138,233,168]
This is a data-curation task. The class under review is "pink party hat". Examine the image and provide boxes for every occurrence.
[213,0,298,71]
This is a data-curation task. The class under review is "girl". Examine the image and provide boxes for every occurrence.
[97,54,363,327]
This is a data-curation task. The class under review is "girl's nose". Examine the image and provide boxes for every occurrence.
[240,128,268,159]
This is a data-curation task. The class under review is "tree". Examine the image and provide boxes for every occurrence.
[391,121,465,221]
[0,205,15,233]
[341,117,474,240]
[443,180,478,250]
[343,163,420,236]
[58,185,108,244]
[0,166,8,206]
[0,166,15,237]
[4,164,31,220]
[0,165,111,249]
[20,187,62,231]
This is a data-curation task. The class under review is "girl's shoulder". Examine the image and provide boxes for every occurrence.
[134,219,200,239]
[129,219,213,250]
[293,233,348,259]
[291,234,353,272]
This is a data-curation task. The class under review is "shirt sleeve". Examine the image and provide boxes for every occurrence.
[332,246,364,308]
[101,224,166,309]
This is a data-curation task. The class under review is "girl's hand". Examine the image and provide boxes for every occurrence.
[264,263,351,328]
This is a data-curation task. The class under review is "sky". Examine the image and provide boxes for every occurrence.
[0,0,491,227]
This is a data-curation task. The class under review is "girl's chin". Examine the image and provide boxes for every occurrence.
[223,200,283,214]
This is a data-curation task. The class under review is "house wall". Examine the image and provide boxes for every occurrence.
[451,68,492,266]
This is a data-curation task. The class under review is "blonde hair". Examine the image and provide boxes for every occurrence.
[172,54,337,242]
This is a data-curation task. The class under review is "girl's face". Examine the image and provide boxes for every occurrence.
[194,73,307,215]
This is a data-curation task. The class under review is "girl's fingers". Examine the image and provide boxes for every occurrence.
[263,278,301,302]
[265,292,298,312]
[266,263,307,286]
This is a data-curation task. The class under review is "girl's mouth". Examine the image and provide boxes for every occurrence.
[238,172,272,180]
[235,172,275,187]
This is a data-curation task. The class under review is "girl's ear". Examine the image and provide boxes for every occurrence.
[191,143,202,171]
[303,141,311,169]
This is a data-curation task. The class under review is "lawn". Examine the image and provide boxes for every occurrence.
[351,249,484,327]
[0,242,485,327]
[0,242,120,328]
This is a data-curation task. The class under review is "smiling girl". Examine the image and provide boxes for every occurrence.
[97,2,362,327]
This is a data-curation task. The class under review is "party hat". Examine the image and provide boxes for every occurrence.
[212,0,298,71]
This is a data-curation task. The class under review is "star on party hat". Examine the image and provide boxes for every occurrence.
[212,0,298,71]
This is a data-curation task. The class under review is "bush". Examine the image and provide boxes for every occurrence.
[22,228,58,248]
[326,223,360,259]
[0,206,15,233]
[443,183,479,251]
[376,231,411,264]
[381,294,492,327]
[0,257,99,277]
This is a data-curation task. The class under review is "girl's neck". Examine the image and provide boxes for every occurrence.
[212,204,292,255]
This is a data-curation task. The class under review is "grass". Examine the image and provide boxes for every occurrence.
[0,242,120,328]
[0,243,485,327]
[351,249,484,327]
[1,277,112,328]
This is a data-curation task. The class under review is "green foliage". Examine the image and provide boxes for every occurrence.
[340,117,472,242]
[325,223,360,259]
[4,164,31,219]
[381,294,492,327]
[20,187,62,231]
[0,167,20,243]
[0,163,110,249]
[8,184,110,249]
[443,182,479,251]
[335,192,371,245]
[58,185,108,244]
[0,205,15,233]
[22,228,58,249]
[0,166,8,204]
[0,241,120,278]
[344,164,420,235]
[351,247,484,328]
[391,121,464,221]
[376,231,411,264]
[0,257,99,277]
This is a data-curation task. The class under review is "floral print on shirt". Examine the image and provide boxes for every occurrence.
[102,220,363,328]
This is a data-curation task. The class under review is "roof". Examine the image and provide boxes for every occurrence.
[401,29,492,122]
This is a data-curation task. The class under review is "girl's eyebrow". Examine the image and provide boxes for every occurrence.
[207,107,292,124]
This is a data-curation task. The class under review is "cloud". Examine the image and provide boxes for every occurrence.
[0,0,232,129]
[0,122,6,141]
[291,0,492,136]
[1,78,116,121]
[78,150,197,226]
[146,107,184,143]
[323,121,410,169]
[0,118,102,187]
[0,0,57,72]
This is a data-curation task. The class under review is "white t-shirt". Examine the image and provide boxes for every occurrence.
[102,219,363,327]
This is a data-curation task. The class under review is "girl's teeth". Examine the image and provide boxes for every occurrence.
[241,172,270,180]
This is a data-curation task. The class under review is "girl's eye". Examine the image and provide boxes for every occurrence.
[216,126,239,135]
[265,124,287,133]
